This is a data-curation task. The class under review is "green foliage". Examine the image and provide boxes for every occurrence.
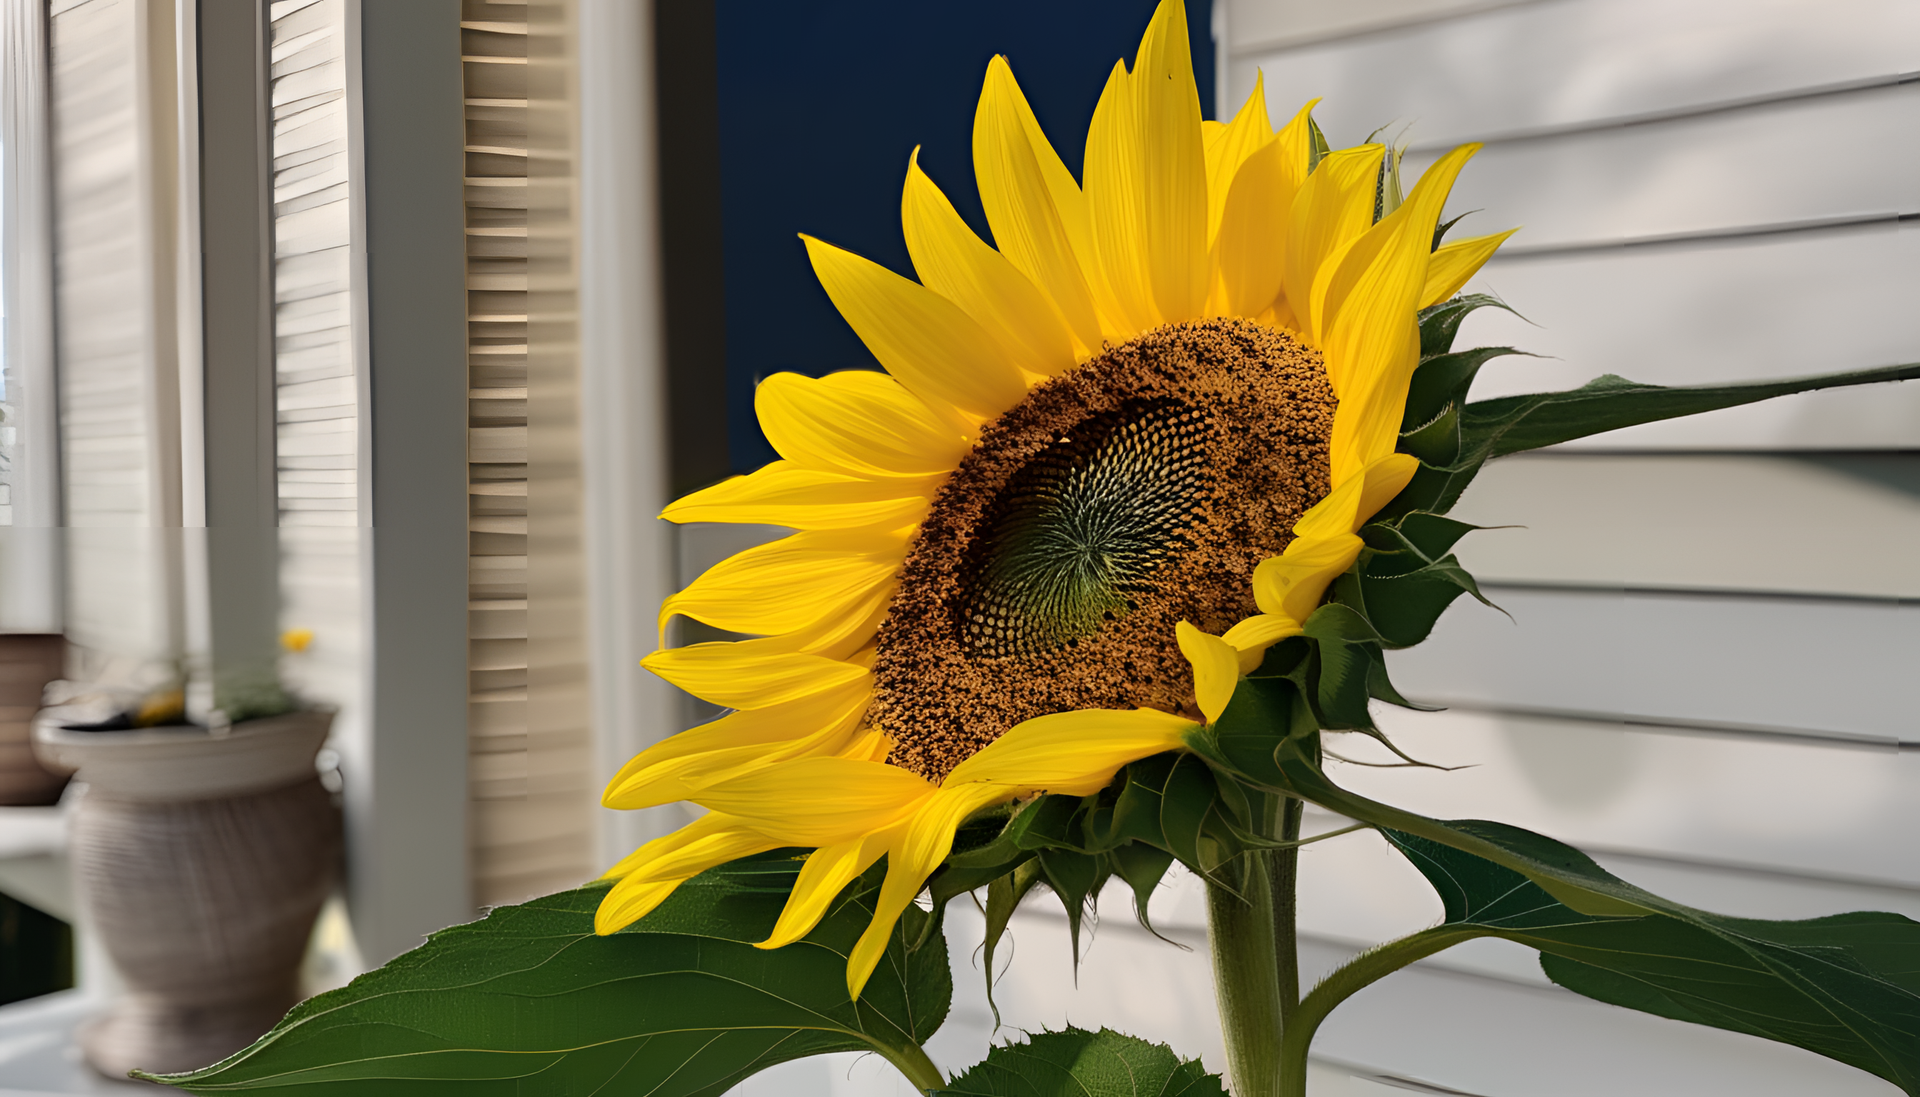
[1183,668,1920,1093]
[1383,831,1920,1093]
[143,854,951,1095]
[937,1029,1226,1097]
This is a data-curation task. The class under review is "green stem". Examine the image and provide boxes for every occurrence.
[1205,792,1303,1097]
[1274,927,1481,1097]
[875,1036,947,1094]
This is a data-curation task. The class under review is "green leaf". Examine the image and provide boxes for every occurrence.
[1382,832,1920,1094]
[143,855,951,1095]
[1387,360,1920,524]
[1464,362,1920,459]
[937,1028,1227,1097]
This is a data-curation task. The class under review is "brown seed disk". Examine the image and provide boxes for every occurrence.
[870,317,1337,782]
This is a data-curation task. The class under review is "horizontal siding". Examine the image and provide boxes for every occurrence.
[1386,586,1918,744]
[1402,82,1918,251]
[1231,0,1919,147]
[1330,712,1920,889]
[1449,453,1920,599]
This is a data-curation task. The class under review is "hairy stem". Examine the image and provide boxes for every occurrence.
[1275,927,1481,1097]
[1206,792,1303,1097]
[875,1036,947,1093]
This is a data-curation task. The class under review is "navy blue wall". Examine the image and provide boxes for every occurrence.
[713,1,1216,475]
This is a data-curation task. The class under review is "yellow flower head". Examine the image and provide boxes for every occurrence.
[599,0,1510,999]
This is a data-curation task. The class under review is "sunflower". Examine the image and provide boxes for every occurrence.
[597,0,1513,998]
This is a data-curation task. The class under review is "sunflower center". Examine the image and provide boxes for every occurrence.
[961,399,1213,658]
[871,318,1337,782]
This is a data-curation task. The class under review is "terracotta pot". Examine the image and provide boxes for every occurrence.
[0,635,68,805]
[34,710,341,1078]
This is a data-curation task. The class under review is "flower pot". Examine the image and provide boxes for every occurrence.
[33,710,341,1078]
[0,635,69,805]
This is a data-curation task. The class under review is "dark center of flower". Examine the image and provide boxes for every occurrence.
[960,399,1213,659]
[871,318,1337,782]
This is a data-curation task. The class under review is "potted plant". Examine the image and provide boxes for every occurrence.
[33,636,341,1078]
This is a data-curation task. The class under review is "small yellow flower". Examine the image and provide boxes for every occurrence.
[281,628,315,654]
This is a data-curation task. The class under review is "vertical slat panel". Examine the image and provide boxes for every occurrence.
[463,0,595,906]
[51,0,182,673]
[267,0,364,827]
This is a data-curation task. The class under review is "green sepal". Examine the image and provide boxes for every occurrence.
[1417,293,1512,358]
[1306,116,1330,173]
[923,805,1035,950]
[1109,842,1177,932]
[980,861,1045,1027]
[1401,344,1532,436]
[1037,848,1109,961]
[1381,832,1920,1095]
[141,855,951,1096]
[1431,209,1473,251]
[1398,399,1462,465]
[1354,555,1488,648]
[1299,604,1386,729]
[935,1028,1226,1097]
[1359,512,1480,576]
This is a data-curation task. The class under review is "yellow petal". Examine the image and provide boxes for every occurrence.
[1420,227,1519,308]
[595,814,782,935]
[973,56,1104,356]
[1271,100,1319,199]
[690,756,934,846]
[1222,614,1304,670]
[1176,621,1241,724]
[1131,0,1209,323]
[757,370,970,479]
[1321,145,1480,482]
[1252,533,1364,624]
[1294,452,1419,539]
[944,707,1197,796]
[602,679,871,810]
[662,460,937,530]
[837,725,893,764]
[642,643,870,711]
[1214,139,1291,318]
[1083,59,1156,337]
[661,528,909,640]
[803,235,1029,420]
[758,824,900,950]
[1283,144,1383,345]
[904,150,1077,378]
[1355,452,1420,522]
[846,783,1008,999]
[1206,72,1272,247]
